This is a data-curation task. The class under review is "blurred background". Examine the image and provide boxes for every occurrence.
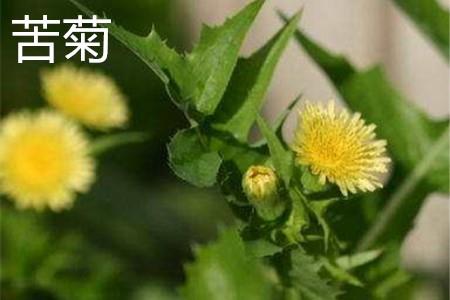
[1,0,448,299]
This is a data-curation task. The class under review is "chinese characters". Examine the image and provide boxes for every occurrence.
[12,15,59,63]
[12,15,111,64]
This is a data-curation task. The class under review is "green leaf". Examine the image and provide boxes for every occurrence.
[374,270,412,299]
[373,168,429,245]
[290,28,450,257]
[167,128,222,187]
[106,27,192,100]
[307,199,338,251]
[245,239,283,258]
[278,12,355,86]
[288,249,340,300]
[392,0,449,61]
[69,0,191,103]
[273,94,302,141]
[291,29,449,193]
[256,116,293,185]
[300,167,327,194]
[321,259,363,287]
[90,132,149,156]
[344,244,413,299]
[209,131,268,174]
[182,228,273,300]
[357,127,449,250]
[336,249,383,270]
[248,94,302,149]
[291,29,447,298]
[340,67,449,193]
[0,207,127,299]
[188,0,265,115]
[282,188,310,244]
[132,284,180,300]
[208,131,269,219]
[71,0,265,113]
[211,11,302,141]
[330,166,430,250]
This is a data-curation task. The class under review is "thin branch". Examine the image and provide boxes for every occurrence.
[90,132,149,156]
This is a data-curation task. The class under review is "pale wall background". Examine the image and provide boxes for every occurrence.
[180,0,449,298]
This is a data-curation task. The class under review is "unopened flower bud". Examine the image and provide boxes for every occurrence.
[242,165,285,220]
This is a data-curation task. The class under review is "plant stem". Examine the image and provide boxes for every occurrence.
[90,132,149,156]
[356,126,449,252]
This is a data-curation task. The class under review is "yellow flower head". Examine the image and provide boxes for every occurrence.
[242,165,285,220]
[243,165,279,202]
[41,64,128,130]
[0,111,95,211]
[292,101,390,196]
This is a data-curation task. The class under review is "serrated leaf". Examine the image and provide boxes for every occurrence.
[167,128,222,187]
[211,11,301,141]
[290,29,449,193]
[256,116,293,185]
[106,27,193,100]
[187,0,265,115]
[282,188,310,243]
[70,0,190,99]
[182,229,273,300]
[245,239,283,258]
[307,199,338,251]
[71,0,265,113]
[288,249,340,300]
[392,0,449,61]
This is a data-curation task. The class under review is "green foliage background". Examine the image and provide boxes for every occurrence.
[1,0,449,299]
[2,0,232,298]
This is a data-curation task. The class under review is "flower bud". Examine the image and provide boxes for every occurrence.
[242,165,285,220]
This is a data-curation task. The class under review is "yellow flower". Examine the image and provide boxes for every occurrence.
[292,101,390,196]
[41,64,128,130]
[0,111,95,211]
[242,165,285,220]
[243,165,278,201]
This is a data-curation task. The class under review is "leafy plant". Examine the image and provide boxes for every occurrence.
[66,0,449,299]
[0,206,128,300]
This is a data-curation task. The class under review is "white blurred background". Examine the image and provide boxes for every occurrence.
[181,1,449,298]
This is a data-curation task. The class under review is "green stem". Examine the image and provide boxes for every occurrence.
[356,126,449,251]
[90,132,149,156]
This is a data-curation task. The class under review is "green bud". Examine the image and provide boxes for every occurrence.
[242,165,285,220]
